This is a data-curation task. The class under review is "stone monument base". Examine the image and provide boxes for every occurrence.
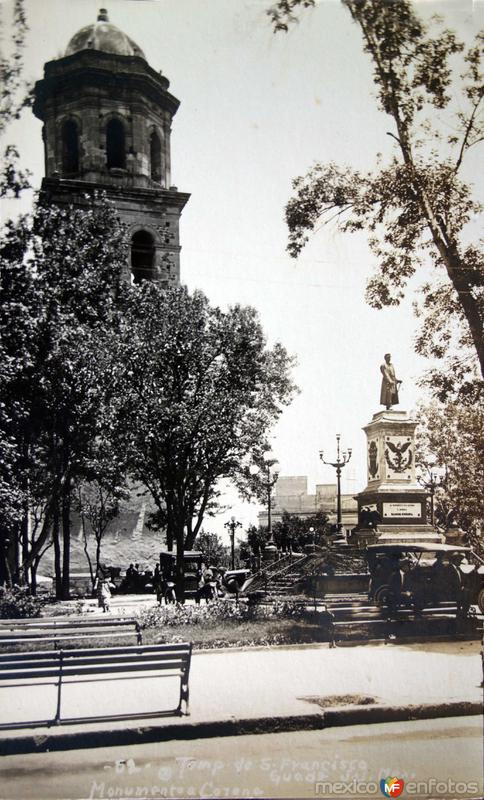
[374,524,443,545]
[357,408,444,547]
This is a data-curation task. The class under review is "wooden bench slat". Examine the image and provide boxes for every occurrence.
[62,660,188,677]
[0,629,139,637]
[0,644,191,669]
[0,631,140,642]
[61,650,188,664]
[0,617,139,627]
[0,642,188,663]
[0,617,142,649]
[56,642,189,657]
[0,661,187,682]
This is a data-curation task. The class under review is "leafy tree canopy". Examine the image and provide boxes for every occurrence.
[193,531,227,567]
[416,401,484,539]
[269,0,483,402]
[107,284,297,570]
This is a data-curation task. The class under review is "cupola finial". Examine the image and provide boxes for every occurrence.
[97,8,109,22]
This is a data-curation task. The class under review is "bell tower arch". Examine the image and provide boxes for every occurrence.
[33,8,189,286]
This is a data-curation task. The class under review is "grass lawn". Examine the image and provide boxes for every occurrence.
[143,615,334,649]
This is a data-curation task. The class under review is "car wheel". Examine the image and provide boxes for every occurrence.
[477,588,484,614]
[374,585,392,604]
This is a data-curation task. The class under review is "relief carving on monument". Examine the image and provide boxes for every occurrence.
[384,436,413,476]
[368,440,379,479]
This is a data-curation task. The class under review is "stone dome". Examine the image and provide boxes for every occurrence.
[65,8,146,60]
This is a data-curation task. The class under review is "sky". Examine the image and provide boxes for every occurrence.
[1,0,482,543]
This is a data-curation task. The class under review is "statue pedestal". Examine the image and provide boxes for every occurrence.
[357,409,442,545]
[354,528,378,549]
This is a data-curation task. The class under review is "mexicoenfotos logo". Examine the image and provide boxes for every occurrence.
[380,777,405,797]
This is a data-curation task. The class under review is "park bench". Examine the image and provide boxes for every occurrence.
[0,616,143,648]
[0,641,192,727]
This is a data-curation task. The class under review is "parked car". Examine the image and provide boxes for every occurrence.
[222,569,251,593]
[367,542,484,614]
[159,550,204,600]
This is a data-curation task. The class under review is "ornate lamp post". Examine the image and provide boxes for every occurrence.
[224,516,242,570]
[418,464,442,527]
[319,435,352,533]
[305,525,316,554]
[250,454,279,558]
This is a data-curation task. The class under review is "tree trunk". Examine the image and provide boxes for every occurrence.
[184,490,210,551]
[21,509,29,586]
[61,483,71,600]
[95,533,102,583]
[175,519,185,603]
[165,496,174,551]
[30,561,37,596]
[0,529,12,587]
[53,504,62,599]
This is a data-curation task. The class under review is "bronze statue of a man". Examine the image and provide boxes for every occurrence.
[380,353,401,410]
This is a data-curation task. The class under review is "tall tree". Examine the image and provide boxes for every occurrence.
[269,0,483,401]
[0,195,127,593]
[108,284,296,598]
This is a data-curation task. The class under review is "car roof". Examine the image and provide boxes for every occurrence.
[367,543,471,554]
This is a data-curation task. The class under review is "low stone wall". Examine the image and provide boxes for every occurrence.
[311,573,369,595]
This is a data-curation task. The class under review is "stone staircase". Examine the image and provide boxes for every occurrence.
[242,545,369,599]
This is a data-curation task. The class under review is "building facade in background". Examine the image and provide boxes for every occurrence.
[258,476,358,530]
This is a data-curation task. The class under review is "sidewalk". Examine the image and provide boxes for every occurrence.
[0,640,482,755]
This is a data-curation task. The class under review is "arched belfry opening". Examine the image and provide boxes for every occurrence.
[106,118,126,169]
[131,230,156,283]
[150,131,162,182]
[61,119,79,173]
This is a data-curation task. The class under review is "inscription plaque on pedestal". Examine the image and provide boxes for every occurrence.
[383,502,422,519]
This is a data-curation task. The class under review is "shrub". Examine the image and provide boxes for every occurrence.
[0,585,43,618]
[136,598,315,629]
[136,600,246,629]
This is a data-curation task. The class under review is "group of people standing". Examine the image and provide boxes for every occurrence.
[124,562,154,592]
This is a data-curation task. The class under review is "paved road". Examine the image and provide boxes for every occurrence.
[1,717,482,800]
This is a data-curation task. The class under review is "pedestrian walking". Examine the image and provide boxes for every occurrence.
[95,576,113,613]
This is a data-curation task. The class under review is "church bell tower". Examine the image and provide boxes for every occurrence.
[33,8,189,285]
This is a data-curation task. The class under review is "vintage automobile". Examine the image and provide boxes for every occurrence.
[222,569,251,592]
[367,542,484,614]
[159,550,204,600]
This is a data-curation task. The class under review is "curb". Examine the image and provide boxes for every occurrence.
[0,700,481,756]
